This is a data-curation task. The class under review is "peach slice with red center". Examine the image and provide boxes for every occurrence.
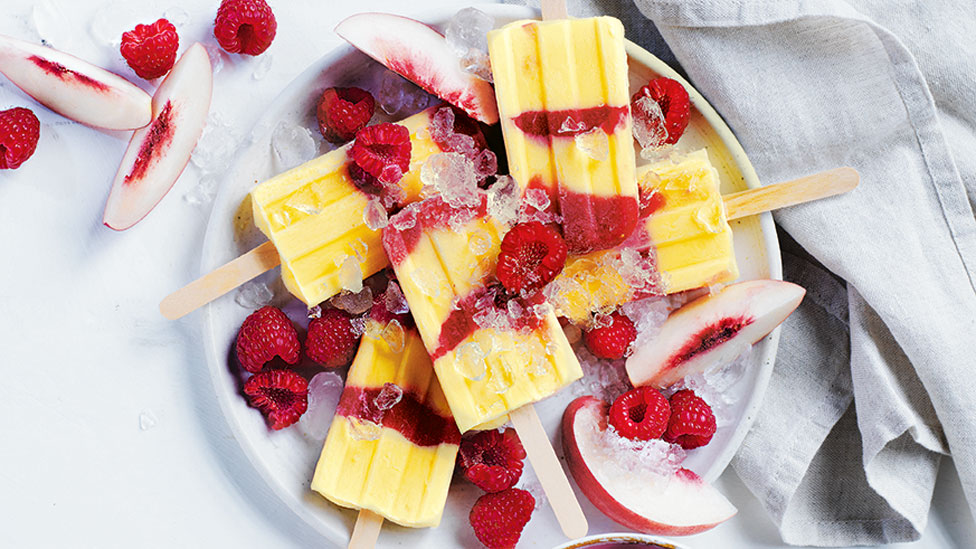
[334,13,499,124]
[562,396,737,535]
[0,33,151,130]
[103,43,212,230]
[627,280,805,388]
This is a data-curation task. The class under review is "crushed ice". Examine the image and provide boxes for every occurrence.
[300,371,344,440]
[376,70,430,116]
[421,152,479,208]
[445,8,495,82]
[632,96,669,151]
[235,280,274,309]
[374,382,403,411]
[330,286,373,315]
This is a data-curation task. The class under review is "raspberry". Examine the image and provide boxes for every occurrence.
[317,87,375,144]
[458,429,526,493]
[214,0,277,56]
[120,18,179,80]
[349,123,412,184]
[0,107,39,170]
[495,222,568,294]
[664,389,716,449]
[235,306,301,373]
[305,308,359,368]
[583,312,637,359]
[609,386,670,441]
[631,77,691,145]
[469,488,535,549]
[244,369,308,430]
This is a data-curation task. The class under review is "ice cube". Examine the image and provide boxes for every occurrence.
[89,2,138,47]
[363,198,389,231]
[252,53,273,80]
[429,106,456,142]
[348,238,368,262]
[307,305,322,319]
[337,256,363,293]
[455,341,488,381]
[272,121,317,171]
[183,174,219,206]
[445,7,495,57]
[575,128,609,161]
[487,176,520,226]
[347,417,383,441]
[284,198,321,217]
[391,204,418,231]
[381,319,405,352]
[163,6,189,27]
[374,382,403,411]
[330,287,373,315]
[558,116,588,135]
[487,366,513,394]
[300,371,344,440]
[138,411,157,431]
[524,187,551,212]
[694,202,724,234]
[460,49,493,82]
[32,1,74,49]
[376,71,430,116]
[384,281,410,314]
[204,42,228,75]
[469,229,493,256]
[632,96,669,150]
[235,280,274,309]
[473,149,498,178]
[420,152,479,208]
[447,132,478,159]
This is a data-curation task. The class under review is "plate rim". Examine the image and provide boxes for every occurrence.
[197,3,782,546]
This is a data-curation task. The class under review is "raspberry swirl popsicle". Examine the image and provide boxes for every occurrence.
[381,193,582,432]
[250,105,485,307]
[311,327,460,528]
[488,17,639,254]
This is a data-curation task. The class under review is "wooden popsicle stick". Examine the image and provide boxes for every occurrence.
[159,240,280,320]
[541,0,569,20]
[723,167,859,221]
[510,404,589,540]
[347,510,383,549]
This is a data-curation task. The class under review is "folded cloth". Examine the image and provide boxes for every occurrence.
[503,0,976,545]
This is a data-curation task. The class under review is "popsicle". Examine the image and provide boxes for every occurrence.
[311,327,460,531]
[159,105,486,320]
[487,16,639,254]
[382,190,589,538]
[548,151,862,323]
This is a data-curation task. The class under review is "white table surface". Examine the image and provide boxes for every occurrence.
[1,1,973,547]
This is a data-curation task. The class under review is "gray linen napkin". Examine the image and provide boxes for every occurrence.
[503,0,976,545]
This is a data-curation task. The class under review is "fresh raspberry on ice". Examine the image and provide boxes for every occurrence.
[583,312,637,360]
[305,308,359,368]
[664,389,716,449]
[317,87,375,144]
[495,222,568,294]
[458,428,527,493]
[349,122,412,184]
[0,107,39,170]
[235,306,301,373]
[214,0,277,56]
[469,488,535,549]
[609,386,671,441]
[120,18,179,80]
[244,369,308,430]
[631,77,691,145]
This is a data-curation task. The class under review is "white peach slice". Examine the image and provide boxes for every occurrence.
[103,43,212,231]
[627,280,805,388]
[335,13,499,124]
[0,34,151,130]
[562,396,737,535]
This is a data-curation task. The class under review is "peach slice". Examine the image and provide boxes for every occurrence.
[334,13,499,124]
[103,43,212,231]
[0,34,151,130]
[627,280,805,388]
[562,396,737,535]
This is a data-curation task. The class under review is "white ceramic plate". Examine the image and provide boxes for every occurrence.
[199,4,780,547]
